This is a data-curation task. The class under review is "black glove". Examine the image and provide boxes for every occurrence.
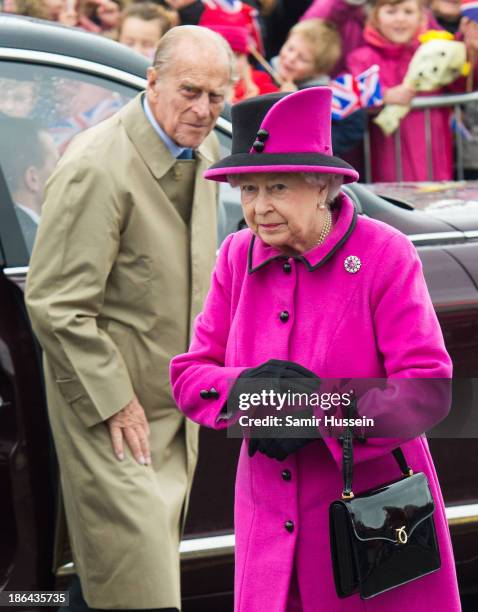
[228,359,321,461]
[224,359,320,416]
[248,419,318,461]
[239,359,320,389]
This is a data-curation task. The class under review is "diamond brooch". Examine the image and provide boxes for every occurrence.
[344,255,361,274]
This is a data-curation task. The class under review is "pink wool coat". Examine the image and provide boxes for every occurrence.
[347,26,454,183]
[170,194,461,611]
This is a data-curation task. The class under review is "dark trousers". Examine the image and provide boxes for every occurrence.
[60,576,179,612]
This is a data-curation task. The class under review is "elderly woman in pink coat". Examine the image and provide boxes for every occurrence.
[170,88,461,611]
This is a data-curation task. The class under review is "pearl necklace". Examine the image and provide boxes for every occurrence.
[316,207,332,246]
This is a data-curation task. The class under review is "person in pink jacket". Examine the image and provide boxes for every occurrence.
[170,88,461,611]
[301,0,369,75]
[300,0,441,75]
[346,0,456,182]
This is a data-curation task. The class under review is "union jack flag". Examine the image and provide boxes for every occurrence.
[49,95,126,153]
[356,64,383,109]
[329,65,383,120]
[329,73,362,121]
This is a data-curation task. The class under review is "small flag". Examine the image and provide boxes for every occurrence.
[329,73,361,120]
[329,65,383,120]
[356,64,383,109]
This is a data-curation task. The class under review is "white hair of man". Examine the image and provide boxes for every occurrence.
[152,25,236,85]
[227,172,344,207]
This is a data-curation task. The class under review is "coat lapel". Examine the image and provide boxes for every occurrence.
[189,134,219,334]
[120,92,219,330]
[119,93,176,179]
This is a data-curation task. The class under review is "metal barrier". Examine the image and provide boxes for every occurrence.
[363,90,478,183]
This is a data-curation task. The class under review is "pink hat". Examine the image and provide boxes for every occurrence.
[203,24,249,55]
[204,87,359,183]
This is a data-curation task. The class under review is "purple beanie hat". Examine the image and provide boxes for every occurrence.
[204,87,359,183]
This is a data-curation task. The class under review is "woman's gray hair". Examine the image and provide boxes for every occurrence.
[227,172,344,207]
[300,173,344,207]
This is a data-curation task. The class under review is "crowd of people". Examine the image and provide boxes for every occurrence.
[1,0,478,181]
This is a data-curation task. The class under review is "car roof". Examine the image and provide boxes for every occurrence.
[0,14,150,79]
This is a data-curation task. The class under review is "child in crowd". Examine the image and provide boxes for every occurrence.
[273,19,366,156]
[347,0,458,182]
[203,24,278,102]
[164,0,264,54]
[13,0,120,31]
[274,19,342,90]
[430,0,462,34]
[118,3,173,58]
[300,0,370,75]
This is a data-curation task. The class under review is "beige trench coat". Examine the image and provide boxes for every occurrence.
[25,94,219,609]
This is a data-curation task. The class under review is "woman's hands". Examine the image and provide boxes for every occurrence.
[248,412,318,461]
[107,395,151,465]
[231,359,321,461]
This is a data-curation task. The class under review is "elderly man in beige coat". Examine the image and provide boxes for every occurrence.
[26,26,233,612]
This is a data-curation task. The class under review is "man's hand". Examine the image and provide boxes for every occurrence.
[107,396,151,465]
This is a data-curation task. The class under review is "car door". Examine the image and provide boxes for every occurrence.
[0,55,140,597]
[0,48,243,608]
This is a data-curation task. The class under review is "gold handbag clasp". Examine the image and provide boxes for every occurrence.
[395,526,408,544]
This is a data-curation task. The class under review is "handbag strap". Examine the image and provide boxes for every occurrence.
[341,397,413,500]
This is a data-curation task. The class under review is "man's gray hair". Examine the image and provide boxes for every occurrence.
[152,25,236,84]
[227,172,344,206]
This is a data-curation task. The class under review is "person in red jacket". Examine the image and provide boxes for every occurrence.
[203,24,278,102]
[166,0,264,54]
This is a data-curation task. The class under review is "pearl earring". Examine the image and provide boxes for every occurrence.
[318,202,326,210]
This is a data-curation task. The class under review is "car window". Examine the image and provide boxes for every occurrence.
[0,60,138,265]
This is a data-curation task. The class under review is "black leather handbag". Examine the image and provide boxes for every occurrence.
[329,422,441,599]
